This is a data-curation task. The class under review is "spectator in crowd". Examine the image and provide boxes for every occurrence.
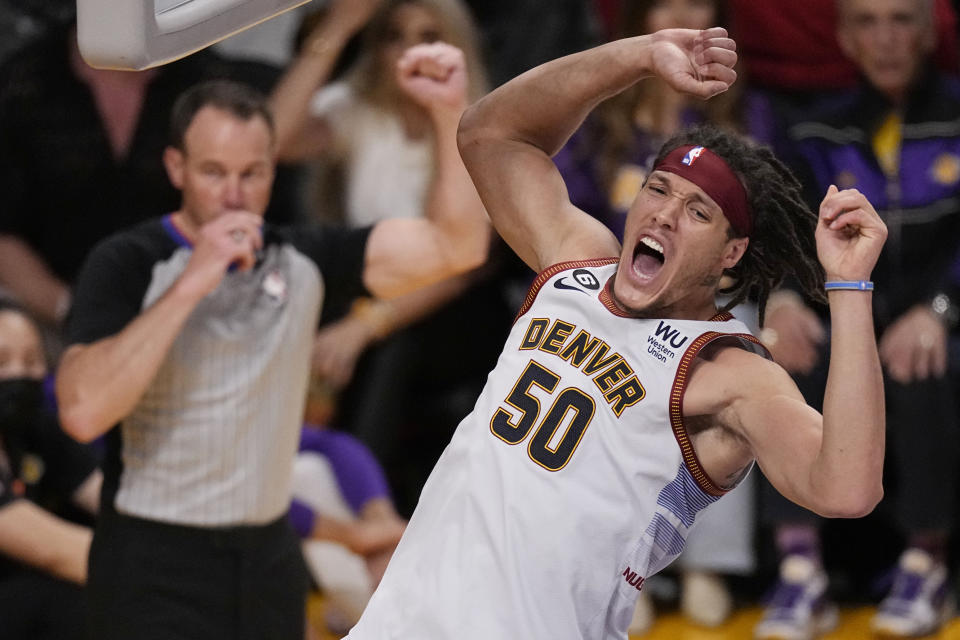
[726,0,957,111]
[0,299,101,640]
[55,42,486,640]
[270,0,488,190]
[554,1,758,632]
[755,1,960,638]
[0,19,296,331]
[271,0,507,512]
[290,381,407,634]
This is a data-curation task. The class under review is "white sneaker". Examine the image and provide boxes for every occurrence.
[681,570,733,627]
[754,554,838,640]
[871,548,953,638]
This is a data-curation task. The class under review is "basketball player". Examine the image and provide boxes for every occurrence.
[345,27,888,639]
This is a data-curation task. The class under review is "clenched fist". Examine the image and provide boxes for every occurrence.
[396,42,469,114]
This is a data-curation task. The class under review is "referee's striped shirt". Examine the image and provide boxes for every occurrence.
[66,215,369,526]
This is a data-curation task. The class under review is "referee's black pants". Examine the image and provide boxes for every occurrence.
[87,511,309,640]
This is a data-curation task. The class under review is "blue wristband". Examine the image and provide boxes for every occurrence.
[824,280,874,292]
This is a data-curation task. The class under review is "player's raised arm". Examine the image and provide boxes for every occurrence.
[456,27,738,273]
[729,187,887,517]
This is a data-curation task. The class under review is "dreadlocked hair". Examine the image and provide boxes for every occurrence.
[653,125,825,325]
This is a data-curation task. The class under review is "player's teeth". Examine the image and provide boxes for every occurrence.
[641,237,664,255]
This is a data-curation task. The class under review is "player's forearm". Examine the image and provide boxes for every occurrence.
[425,107,489,274]
[0,235,70,325]
[57,283,203,442]
[813,291,885,515]
[458,35,654,157]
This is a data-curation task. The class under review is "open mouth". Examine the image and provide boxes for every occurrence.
[632,236,665,280]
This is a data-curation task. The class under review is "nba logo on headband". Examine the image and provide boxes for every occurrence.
[655,144,752,236]
[682,146,706,166]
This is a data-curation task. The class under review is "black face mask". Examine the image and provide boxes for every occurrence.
[0,378,44,471]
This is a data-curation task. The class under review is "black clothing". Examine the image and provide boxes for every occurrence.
[784,71,960,326]
[0,567,86,640]
[0,408,97,638]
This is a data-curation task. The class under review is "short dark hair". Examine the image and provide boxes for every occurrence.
[168,79,274,151]
[654,125,825,324]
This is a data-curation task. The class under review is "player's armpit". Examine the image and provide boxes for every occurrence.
[730,390,830,514]
[687,348,871,518]
[721,351,879,518]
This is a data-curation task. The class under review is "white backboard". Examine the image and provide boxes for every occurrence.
[77,0,314,70]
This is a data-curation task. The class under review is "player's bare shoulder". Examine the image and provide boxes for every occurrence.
[679,342,790,488]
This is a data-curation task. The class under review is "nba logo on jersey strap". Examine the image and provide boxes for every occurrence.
[682,146,706,166]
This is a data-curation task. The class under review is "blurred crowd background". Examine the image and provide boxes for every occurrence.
[3,1,960,638]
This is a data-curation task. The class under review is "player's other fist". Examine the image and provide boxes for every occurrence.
[815,185,888,282]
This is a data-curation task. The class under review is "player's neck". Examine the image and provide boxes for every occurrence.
[649,300,721,322]
[610,281,719,321]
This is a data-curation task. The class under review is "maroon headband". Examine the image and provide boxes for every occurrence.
[653,145,752,237]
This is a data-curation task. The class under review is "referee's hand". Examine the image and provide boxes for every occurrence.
[176,211,263,301]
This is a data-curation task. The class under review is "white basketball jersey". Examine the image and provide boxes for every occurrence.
[347,259,768,640]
